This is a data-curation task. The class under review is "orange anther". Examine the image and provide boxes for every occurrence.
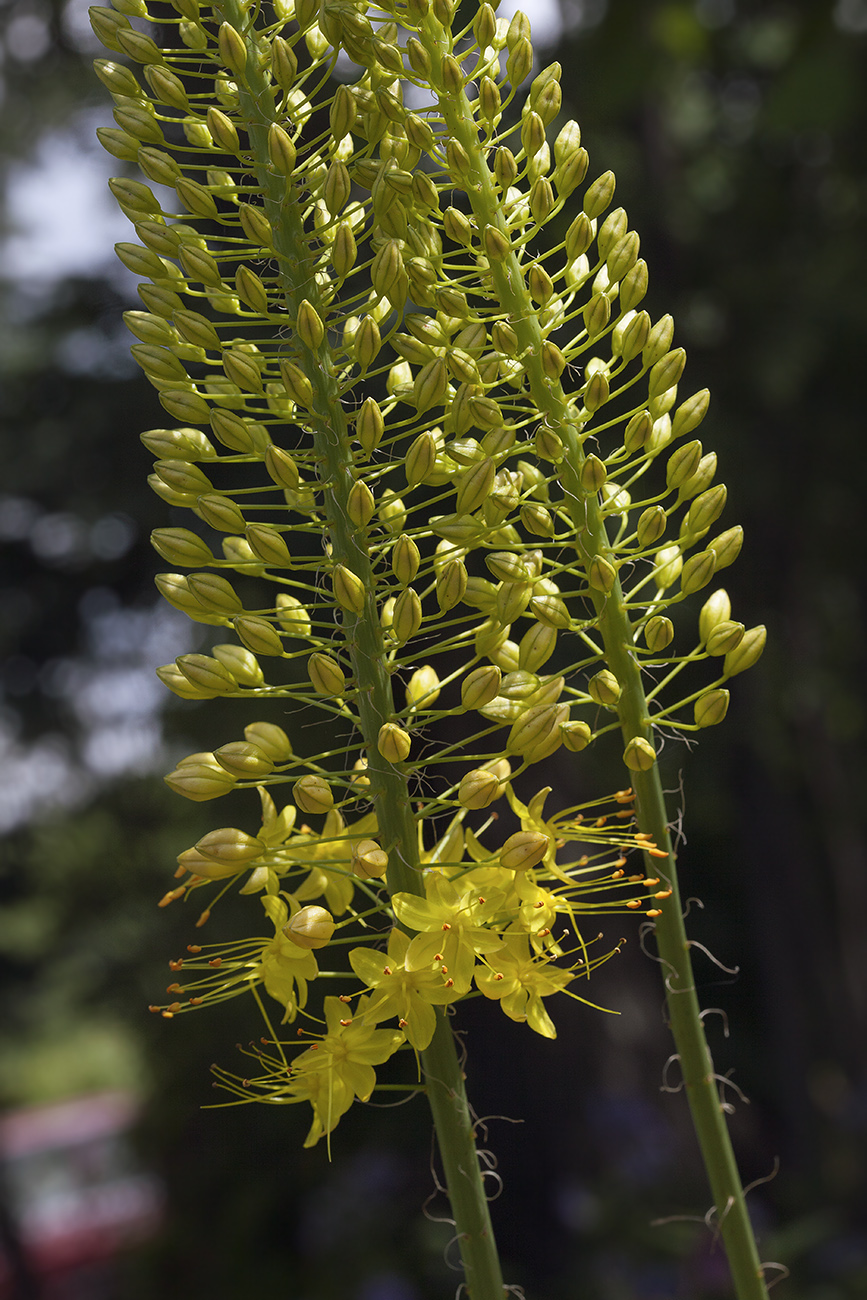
[340,1019,352,1027]
[648,848,668,858]
[383,965,393,976]
[398,1018,408,1028]
[187,945,202,953]
[626,900,641,909]
[189,997,203,1005]
[441,922,451,931]
[445,978,454,987]
[196,909,211,927]
[161,1011,174,1019]
[166,983,182,993]
[209,958,222,967]
[654,889,672,899]
[612,868,624,878]
[339,995,352,1003]
[646,908,662,917]
[169,959,184,971]
[494,973,504,981]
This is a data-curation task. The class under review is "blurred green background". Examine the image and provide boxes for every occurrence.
[1,0,865,1296]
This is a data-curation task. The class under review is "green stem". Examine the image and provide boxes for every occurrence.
[411,17,770,1297]
[215,9,505,1293]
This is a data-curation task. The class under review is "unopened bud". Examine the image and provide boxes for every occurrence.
[708,526,743,571]
[244,722,293,761]
[285,905,335,949]
[458,767,501,810]
[165,754,236,801]
[294,775,334,815]
[623,736,656,772]
[308,652,346,696]
[196,827,264,865]
[332,564,366,615]
[561,720,592,751]
[723,625,766,677]
[351,839,388,881]
[406,664,441,709]
[706,620,744,657]
[695,688,730,728]
[462,665,502,711]
[500,831,549,872]
[588,669,621,706]
[680,549,716,596]
[378,723,411,764]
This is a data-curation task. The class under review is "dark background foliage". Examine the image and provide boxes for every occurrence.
[1,0,865,1296]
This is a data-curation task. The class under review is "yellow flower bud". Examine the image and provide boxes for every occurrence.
[392,534,420,585]
[351,839,389,881]
[347,479,375,527]
[529,594,570,629]
[165,753,237,801]
[280,359,314,407]
[309,652,346,696]
[583,169,615,219]
[723,625,766,677]
[392,587,423,644]
[587,556,617,594]
[196,827,264,865]
[507,703,562,756]
[406,665,441,709]
[588,669,621,706]
[708,526,743,571]
[624,737,656,772]
[643,315,675,367]
[653,545,682,591]
[437,557,468,610]
[354,316,382,370]
[458,767,500,810]
[212,643,264,687]
[218,21,247,78]
[706,621,744,657]
[500,831,549,872]
[285,905,335,949]
[187,572,243,616]
[378,723,411,764]
[406,430,439,484]
[276,594,312,638]
[239,203,273,248]
[461,665,502,711]
[561,720,592,751]
[233,615,284,657]
[244,722,292,761]
[294,775,334,815]
[695,689,730,728]
[175,653,237,694]
[644,616,674,652]
[332,563,366,615]
[680,549,716,597]
[151,528,214,567]
[268,122,296,174]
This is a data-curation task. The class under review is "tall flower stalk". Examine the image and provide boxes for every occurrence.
[92,0,770,1293]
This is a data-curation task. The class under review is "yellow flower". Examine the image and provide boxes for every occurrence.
[475,933,574,1038]
[349,928,457,1050]
[392,871,506,993]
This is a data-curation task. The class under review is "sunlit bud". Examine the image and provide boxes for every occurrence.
[89,7,132,55]
[460,666,501,712]
[521,110,545,160]
[724,625,766,677]
[144,64,189,110]
[575,457,606,498]
[474,1,497,45]
[294,299,323,351]
[648,350,686,403]
[586,669,619,706]
[632,506,665,551]
[294,775,334,816]
[194,493,244,534]
[680,549,716,597]
[240,526,288,571]
[350,316,380,372]
[614,310,651,363]
[156,573,220,624]
[372,240,406,307]
[196,828,265,868]
[526,598,569,637]
[259,449,299,496]
[323,160,351,215]
[453,458,494,514]
[155,663,212,699]
[176,653,238,694]
[406,664,441,709]
[437,557,468,611]
[239,203,273,249]
[446,139,471,176]
[378,723,411,764]
[458,768,500,810]
[389,536,419,587]
[212,643,264,687]
[343,480,374,530]
[351,839,389,881]
[479,75,501,124]
[638,616,674,656]
[269,34,297,88]
[332,564,366,615]
[266,123,296,176]
[405,35,432,77]
[94,57,143,97]
[97,127,138,160]
[620,411,650,454]
[176,175,219,220]
[701,592,734,646]
[653,545,682,590]
[507,703,562,755]
[708,525,743,571]
[624,737,656,771]
[178,20,208,51]
[438,52,462,94]
[244,722,292,761]
[619,259,649,312]
[165,755,237,801]
[308,652,347,697]
[586,556,616,595]
[278,359,313,408]
[136,345,189,385]
[285,905,335,950]
[203,107,237,155]
[381,597,395,632]
[276,594,312,638]
[494,147,519,189]
[139,284,184,318]
[707,621,744,657]
[217,21,247,77]
[506,36,533,86]
[232,615,283,657]
[393,587,423,643]
[379,496,407,535]
[411,359,447,415]
[108,176,160,217]
[536,342,564,381]
[683,485,727,541]
[678,454,718,505]
[518,623,556,673]
[138,147,181,187]
[561,719,592,752]
[668,388,709,441]
[582,293,610,341]
[328,85,355,141]
[500,831,549,872]
[178,243,223,289]
[666,439,702,491]
[695,689,730,728]
[519,504,553,539]
[643,315,675,367]
[150,528,213,567]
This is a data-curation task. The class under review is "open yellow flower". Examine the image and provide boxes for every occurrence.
[349,928,458,1050]
[475,933,575,1038]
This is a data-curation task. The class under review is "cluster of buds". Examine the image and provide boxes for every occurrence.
[95,0,762,1142]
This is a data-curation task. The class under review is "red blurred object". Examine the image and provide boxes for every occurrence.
[0,1091,163,1297]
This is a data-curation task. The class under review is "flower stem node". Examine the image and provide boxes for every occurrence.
[351,840,389,881]
[294,775,335,815]
[695,689,730,728]
[378,723,412,764]
[285,905,335,949]
[500,831,549,872]
[623,737,657,772]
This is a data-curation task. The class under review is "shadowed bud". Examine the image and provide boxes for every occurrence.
[695,689,730,728]
[561,720,592,751]
[587,556,617,594]
[644,616,674,652]
[708,526,743,571]
[276,595,312,638]
[680,549,716,596]
[280,359,314,407]
[232,616,284,657]
[218,21,247,78]
[588,669,621,705]
[347,479,375,527]
[653,546,682,590]
[268,123,296,174]
[724,625,766,677]
[308,652,346,696]
[706,620,744,656]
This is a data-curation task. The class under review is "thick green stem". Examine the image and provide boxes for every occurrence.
[215,9,505,1293]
